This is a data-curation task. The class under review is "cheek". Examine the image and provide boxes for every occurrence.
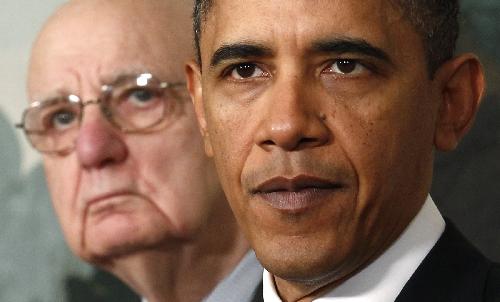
[205,101,246,175]
[332,86,436,208]
[130,119,221,236]
[43,156,78,212]
[205,107,257,216]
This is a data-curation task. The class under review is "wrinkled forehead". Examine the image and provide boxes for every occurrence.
[28,0,193,99]
[199,0,412,44]
[199,0,414,63]
[202,0,405,23]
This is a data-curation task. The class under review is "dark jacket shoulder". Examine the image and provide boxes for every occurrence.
[396,220,499,302]
[250,221,499,302]
[485,262,500,302]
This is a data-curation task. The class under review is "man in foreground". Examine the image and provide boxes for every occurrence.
[187,0,499,301]
[18,0,261,301]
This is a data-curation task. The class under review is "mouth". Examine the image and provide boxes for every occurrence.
[250,175,344,213]
[85,191,137,216]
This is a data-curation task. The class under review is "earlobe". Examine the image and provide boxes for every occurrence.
[434,54,485,151]
[185,61,214,157]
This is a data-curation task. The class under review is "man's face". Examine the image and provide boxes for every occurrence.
[192,0,443,286]
[28,2,224,263]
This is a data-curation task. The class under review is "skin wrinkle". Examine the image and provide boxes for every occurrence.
[187,0,484,300]
[79,136,133,262]
[28,1,251,301]
[194,0,457,75]
[70,86,196,258]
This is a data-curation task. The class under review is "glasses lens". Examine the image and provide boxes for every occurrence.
[106,75,178,131]
[24,97,81,153]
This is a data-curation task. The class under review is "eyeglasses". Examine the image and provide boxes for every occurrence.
[16,73,186,155]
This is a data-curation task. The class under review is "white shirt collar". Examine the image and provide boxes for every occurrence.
[263,195,445,302]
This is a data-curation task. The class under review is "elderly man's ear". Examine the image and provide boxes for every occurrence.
[185,61,214,157]
[433,54,485,151]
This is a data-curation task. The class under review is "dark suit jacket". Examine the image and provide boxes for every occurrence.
[396,221,499,301]
[250,221,499,302]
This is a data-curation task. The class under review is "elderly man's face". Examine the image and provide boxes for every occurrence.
[28,2,224,263]
[190,0,446,287]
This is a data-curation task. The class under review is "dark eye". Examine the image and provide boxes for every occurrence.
[324,59,367,76]
[126,88,159,107]
[229,63,267,79]
[50,110,77,130]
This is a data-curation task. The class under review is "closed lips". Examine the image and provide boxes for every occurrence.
[251,175,344,212]
[252,175,343,193]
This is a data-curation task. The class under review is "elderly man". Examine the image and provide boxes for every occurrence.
[17,0,262,301]
[186,0,499,301]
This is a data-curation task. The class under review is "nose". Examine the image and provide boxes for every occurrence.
[75,105,128,168]
[255,77,330,151]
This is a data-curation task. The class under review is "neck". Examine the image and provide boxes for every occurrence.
[272,195,430,302]
[100,206,249,302]
[274,275,341,302]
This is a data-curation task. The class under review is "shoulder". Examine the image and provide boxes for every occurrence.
[396,220,498,302]
[484,262,500,302]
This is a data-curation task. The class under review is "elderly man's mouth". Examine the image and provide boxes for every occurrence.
[85,191,138,216]
[251,175,344,213]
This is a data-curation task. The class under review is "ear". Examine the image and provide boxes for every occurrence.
[433,54,485,151]
[185,60,214,157]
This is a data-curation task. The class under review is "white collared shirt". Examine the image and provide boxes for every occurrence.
[263,195,445,302]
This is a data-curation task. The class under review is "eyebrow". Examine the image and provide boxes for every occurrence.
[312,37,392,64]
[209,38,392,68]
[103,69,147,85]
[210,43,273,67]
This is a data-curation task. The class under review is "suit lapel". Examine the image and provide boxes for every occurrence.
[247,221,498,302]
[395,220,492,302]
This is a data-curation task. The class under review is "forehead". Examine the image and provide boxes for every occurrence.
[29,1,192,97]
[201,0,420,63]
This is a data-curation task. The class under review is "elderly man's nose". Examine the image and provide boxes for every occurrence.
[75,106,127,168]
[255,81,330,151]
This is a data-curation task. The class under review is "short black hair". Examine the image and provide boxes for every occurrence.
[193,0,212,66]
[193,0,459,76]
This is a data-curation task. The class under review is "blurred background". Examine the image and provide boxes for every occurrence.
[0,1,498,301]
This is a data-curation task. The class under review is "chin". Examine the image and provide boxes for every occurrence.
[85,240,146,265]
[254,232,356,285]
[262,254,340,284]
[80,214,173,264]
